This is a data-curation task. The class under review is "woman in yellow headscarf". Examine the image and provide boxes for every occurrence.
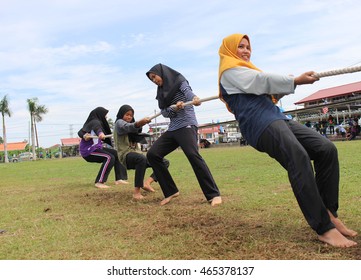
[218,33,357,248]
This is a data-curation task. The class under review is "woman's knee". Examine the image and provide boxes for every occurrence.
[323,141,338,157]
[286,147,309,169]
[146,147,163,161]
[163,158,170,168]
[146,149,156,161]
[135,155,147,166]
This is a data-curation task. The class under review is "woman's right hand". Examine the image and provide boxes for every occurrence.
[294,71,319,85]
[136,117,151,127]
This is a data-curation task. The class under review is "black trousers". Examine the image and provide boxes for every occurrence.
[147,126,220,200]
[125,152,170,188]
[83,147,127,183]
[256,120,338,235]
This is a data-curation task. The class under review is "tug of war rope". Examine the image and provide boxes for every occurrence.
[90,65,361,139]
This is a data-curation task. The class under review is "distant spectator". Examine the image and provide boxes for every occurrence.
[348,121,357,141]
[337,125,346,138]
[328,115,335,135]
[354,116,360,135]
[320,120,328,137]
[314,122,320,133]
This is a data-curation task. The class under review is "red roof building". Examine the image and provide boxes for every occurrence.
[61,138,81,146]
[0,141,27,152]
[285,81,361,123]
[295,81,361,106]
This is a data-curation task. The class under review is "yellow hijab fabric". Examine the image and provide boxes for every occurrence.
[218,33,277,104]
[218,33,260,78]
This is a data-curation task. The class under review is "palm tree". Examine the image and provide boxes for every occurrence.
[27,98,48,160]
[0,95,11,163]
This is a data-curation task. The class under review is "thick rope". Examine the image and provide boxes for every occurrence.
[88,134,113,139]
[148,66,361,117]
[88,65,361,138]
[313,65,361,78]
[87,96,219,138]
[148,95,219,120]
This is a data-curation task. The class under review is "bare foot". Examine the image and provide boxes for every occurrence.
[133,188,145,200]
[143,184,155,192]
[328,210,358,237]
[95,182,111,189]
[318,228,357,247]
[210,196,222,206]
[133,193,145,200]
[160,192,180,206]
[143,177,155,192]
[115,179,129,185]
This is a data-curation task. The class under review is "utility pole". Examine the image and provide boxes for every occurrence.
[69,124,74,138]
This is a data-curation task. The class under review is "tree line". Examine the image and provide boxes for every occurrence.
[0,95,48,163]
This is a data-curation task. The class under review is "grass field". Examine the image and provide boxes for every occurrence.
[0,141,360,260]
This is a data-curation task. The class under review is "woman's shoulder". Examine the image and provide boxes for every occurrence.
[179,80,191,90]
[115,119,129,128]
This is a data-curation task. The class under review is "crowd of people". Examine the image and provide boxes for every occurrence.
[305,115,360,140]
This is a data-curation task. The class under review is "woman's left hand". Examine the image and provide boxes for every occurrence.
[192,96,201,106]
[98,133,106,140]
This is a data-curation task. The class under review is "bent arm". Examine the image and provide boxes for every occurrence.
[115,119,141,135]
[221,67,295,96]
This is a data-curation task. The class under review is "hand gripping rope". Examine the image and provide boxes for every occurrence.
[90,65,361,138]
[148,95,219,120]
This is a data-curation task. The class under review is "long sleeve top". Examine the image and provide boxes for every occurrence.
[113,119,141,166]
[79,128,103,157]
[115,119,140,136]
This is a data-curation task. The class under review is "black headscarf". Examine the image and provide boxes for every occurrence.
[116,105,145,144]
[79,107,112,146]
[146,63,187,109]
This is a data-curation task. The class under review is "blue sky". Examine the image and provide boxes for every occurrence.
[1,0,361,148]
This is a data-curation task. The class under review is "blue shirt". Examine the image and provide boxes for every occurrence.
[220,67,295,147]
